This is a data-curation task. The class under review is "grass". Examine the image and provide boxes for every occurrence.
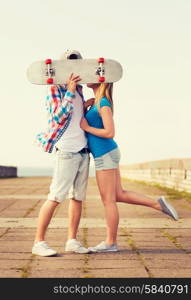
[0,228,10,238]
[161,230,191,255]
[17,256,34,278]
[122,178,191,201]
[20,265,31,278]
[122,228,154,278]
[82,215,94,277]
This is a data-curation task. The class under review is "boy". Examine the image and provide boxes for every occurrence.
[32,50,90,256]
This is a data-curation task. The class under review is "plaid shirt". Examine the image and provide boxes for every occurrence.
[36,84,84,153]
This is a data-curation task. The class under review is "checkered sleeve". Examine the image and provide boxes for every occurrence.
[46,85,75,124]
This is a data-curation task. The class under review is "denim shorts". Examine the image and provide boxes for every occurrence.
[47,149,90,203]
[94,148,121,171]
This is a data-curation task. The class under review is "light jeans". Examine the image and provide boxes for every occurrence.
[94,148,121,171]
[47,149,90,203]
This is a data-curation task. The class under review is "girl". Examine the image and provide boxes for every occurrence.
[80,82,179,253]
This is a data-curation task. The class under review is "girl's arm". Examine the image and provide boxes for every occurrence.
[80,106,115,138]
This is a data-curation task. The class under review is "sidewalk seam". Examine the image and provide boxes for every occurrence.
[81,200,94,278]
[122,229,153,278]
[161,230,190,254]
[23,200,42,217]
[0,228,10,238]
[0,199,19,214]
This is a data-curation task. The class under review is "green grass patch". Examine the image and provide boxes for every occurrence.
[162,231,182,248]
[122,229,154,278]
[122,178,191,202]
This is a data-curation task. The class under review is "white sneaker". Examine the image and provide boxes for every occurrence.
[65,239,90,254]
[32,241,57,256]
[88,241,118,253]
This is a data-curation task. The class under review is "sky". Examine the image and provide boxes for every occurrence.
[0,0,191,169]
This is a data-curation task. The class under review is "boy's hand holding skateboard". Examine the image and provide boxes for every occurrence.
[66,73,81,94]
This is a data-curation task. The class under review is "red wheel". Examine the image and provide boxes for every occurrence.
[98,57,104,63]
[45,59,52,64]
[99,76,105,82]
[47,78,53,84]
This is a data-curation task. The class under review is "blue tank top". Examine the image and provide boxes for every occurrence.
[85,97,118,158]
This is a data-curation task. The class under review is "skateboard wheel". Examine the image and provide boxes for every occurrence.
[99,76,105,82]
[47,78,53,84]
[98,57,104,63]
[45,59,52,64]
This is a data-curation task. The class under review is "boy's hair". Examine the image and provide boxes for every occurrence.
[60,50,83,60]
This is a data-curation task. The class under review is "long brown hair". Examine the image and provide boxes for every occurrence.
[95,83,114,114]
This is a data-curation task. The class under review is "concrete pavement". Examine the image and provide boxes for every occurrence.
[0,176,191,278]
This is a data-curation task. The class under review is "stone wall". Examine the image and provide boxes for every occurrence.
[120,158,191,193]
[0,166,17,178]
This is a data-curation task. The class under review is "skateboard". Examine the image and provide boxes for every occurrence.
[26,58,123,85]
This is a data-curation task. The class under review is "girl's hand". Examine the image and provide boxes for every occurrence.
[80,117,90,131]
[84,98,95,109]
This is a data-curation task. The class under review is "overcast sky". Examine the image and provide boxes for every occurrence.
[0,0,190,169]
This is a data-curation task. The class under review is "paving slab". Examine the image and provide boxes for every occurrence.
[86,268,149,278]
[29,269,83,278]
[0,269,22,278]
[148,269,191,278]
[0,176,191,279]
[0,217,190,228]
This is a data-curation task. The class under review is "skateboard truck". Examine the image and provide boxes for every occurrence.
[45,59,55,84]
[96,57,105,82]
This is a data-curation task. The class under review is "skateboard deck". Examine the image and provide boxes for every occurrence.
[26,58,123,85]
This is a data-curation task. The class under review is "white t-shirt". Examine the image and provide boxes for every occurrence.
[55,91,87,152]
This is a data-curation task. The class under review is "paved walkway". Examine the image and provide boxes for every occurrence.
[0,175,191,278]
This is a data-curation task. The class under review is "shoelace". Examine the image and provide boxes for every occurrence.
[75,241,88,250]
[76,241,84,249]
[41,242,51,249]
[95,241,106,249]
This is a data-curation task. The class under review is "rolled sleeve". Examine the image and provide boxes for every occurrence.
[46,85,74,124]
